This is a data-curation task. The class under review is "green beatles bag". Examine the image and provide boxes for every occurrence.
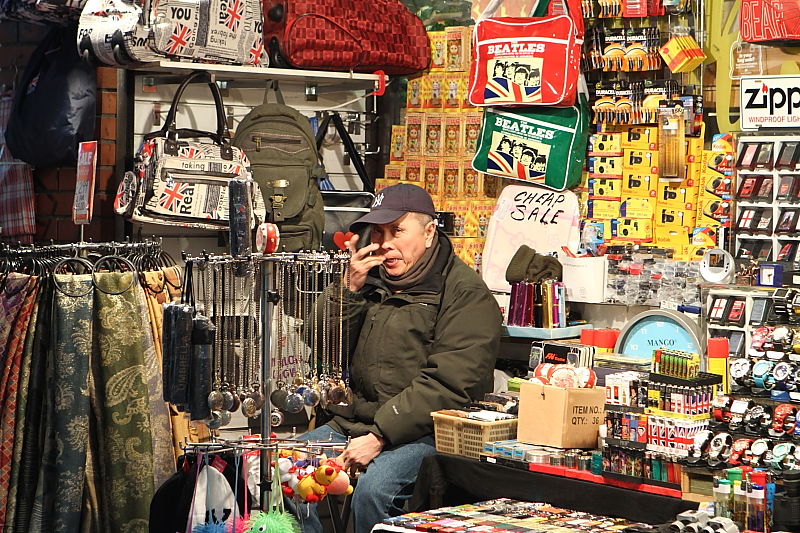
[472,89,589,192]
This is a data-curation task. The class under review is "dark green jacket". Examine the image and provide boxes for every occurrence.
[322,233,502,445]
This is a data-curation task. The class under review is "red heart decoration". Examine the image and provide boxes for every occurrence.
[333,231,356,250]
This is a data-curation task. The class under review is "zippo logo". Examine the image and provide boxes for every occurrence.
[743,81,800,115]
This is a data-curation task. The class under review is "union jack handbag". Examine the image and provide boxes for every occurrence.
[467,0,584,107]
[150,0,267,65]
[114,71,266,230]
[471,82,589,191]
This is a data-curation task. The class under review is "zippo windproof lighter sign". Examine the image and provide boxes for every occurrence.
[740,75,800,130]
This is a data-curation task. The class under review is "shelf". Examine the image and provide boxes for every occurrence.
[705,324,746,331]
[736,201,774,206]
[606,437,648,450]
[132,61,384,88]
[503,324,591,339]
[736,234,774,240]
[605,404,646,414]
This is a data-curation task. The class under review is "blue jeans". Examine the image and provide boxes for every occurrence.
[287,425,436,533]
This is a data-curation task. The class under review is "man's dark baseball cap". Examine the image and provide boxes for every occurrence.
[349,183,437,231]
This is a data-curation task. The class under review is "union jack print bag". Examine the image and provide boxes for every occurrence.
[150,0,267,65]
[114,71,266,230]
[467,0,584,107]
[471,81,589,191]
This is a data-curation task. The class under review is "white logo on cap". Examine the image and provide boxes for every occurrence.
[372,193,384,207]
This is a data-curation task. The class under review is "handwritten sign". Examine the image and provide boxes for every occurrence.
[482,184,580,292]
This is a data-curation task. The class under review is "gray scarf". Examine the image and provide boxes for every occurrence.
[379,237,440,292]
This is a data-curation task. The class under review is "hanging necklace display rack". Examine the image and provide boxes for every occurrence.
[181,250,350,506]
[181,251,351,427]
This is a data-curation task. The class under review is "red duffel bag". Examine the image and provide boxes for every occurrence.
[262,0,430,75]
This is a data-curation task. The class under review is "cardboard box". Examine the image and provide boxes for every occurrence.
[588,156,623,178]
[622,126,658,150]
[624,149,659,174]
[586,199,620,219]
[619,196,656,219]
[389,125,406,162]
[588,133,623,156]
[429,31,447,71]
[622,172,657,198]
[588,177,622,200]
[442,115,462,158]
[406,76,423,110]
[424,113,444,157]
[462,113,483,155]
[384,163,405,181]
[445,26,470,72]
[518,382,605,449]
[611,218,653,242]
[405,113,424,156]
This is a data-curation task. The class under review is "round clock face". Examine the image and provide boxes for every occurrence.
[616,310,703,362]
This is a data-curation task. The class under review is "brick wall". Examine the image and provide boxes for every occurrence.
[0,21,120,244]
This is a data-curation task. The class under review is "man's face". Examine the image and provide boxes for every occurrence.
[371,213,435,276]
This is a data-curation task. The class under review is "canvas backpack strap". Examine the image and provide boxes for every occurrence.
[262,80,285,105]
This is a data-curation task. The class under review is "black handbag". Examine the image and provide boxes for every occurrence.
[315,112,375,251]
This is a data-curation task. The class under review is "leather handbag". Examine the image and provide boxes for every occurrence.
[467,0,584,107]
[315,112,375,251]
[114,71,266,230]
[261,0,430,75]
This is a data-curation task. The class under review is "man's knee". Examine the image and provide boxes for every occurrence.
[351,473,382,511]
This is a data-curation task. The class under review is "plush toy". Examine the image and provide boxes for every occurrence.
[319,459,353,496]
[295,465,332,503]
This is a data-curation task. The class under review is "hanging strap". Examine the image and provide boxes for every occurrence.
[315,112,375,194]
[263,80,286,105]
[479,0,583,35]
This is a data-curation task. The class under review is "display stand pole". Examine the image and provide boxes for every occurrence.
[259,261,273,509]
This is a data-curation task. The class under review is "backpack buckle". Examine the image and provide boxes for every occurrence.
[270,194,286,222]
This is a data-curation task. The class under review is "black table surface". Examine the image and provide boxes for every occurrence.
[409,453,698,525]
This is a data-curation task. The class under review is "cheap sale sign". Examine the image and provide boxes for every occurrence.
[740,75,800,130]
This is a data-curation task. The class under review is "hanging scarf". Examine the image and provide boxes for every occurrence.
[379,236,440,292]
[91,272,156,531]
[5,281,42,530]
[42,274,94,533]
[13,281,52,532]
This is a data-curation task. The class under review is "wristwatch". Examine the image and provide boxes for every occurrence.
[729,399,754,431]
[751,327,774,352]
[744,404,768,434]
[712,395,733,422]
[729,359,752,388]
[770,403,799,437]
[752,360,776,389]
[770,442,797,470]
[747,438,771,466]
[707,432,733,466]
[773,361,796,391]
[689,429,714,461]
[774,288,791,316]
[728,438,753,466]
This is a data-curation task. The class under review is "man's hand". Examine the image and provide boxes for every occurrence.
[345,238,384,292]
[337,433,384,472]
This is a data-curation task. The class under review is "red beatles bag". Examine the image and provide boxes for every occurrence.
[261,0,430,75]
[468,0,584,107]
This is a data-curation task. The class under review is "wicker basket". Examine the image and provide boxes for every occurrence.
[431,411,518,460]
